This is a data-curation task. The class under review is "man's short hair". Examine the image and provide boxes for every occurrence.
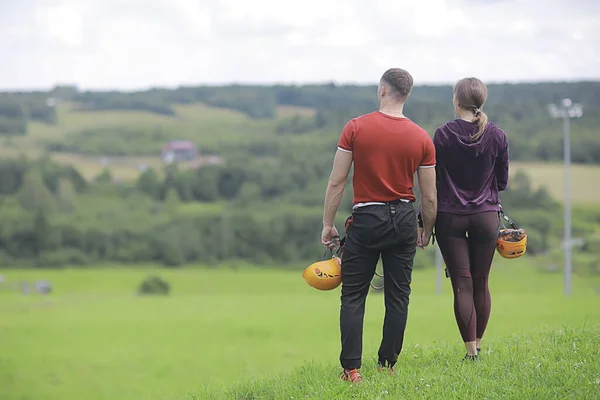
[380,68,413,99]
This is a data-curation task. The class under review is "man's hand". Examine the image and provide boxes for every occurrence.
[416,227,432,249]
[420,231,432,248]
[321,225,340,249]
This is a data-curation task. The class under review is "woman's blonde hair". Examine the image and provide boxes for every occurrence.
[454,77,488,142]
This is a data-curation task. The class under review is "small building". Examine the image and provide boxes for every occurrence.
[161,140,198,163]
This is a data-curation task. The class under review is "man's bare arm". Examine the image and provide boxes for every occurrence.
[323,149,353,227]
[417,166,437,237]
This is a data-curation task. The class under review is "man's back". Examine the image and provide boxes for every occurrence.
[337,111,436,204]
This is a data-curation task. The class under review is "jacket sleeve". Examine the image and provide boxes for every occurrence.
[495,133,510,191]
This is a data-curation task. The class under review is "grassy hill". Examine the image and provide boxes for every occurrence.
[224,325,600,399]
[1,260,599,400]
[222,326,600,399]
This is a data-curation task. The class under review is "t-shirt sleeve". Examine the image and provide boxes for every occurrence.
[337,119,356,153]
[419,133,436,168]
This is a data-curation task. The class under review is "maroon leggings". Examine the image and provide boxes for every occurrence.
[435,211,500,342]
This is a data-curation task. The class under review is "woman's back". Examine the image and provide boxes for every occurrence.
[433,119,509,215]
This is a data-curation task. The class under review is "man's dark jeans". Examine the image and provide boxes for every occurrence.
[339,200,417,370]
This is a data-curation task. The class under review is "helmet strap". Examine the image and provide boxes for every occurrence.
[499,205,519,230]
[323,236,341,259]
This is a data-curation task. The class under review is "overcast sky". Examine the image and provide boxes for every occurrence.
[1,0,598,91]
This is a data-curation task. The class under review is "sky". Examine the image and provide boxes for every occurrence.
[1,0,599,91]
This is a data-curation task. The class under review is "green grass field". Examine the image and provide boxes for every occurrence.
[1,258,599,400]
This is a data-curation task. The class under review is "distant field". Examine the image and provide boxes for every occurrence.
[1,259,599,400]
[510,161,600,205]
[0,102,319,182]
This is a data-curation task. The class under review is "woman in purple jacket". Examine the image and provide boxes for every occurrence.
[433,77,509,361]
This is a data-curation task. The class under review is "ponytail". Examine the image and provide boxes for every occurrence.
[453,77,489,142]
[470,107,488,142]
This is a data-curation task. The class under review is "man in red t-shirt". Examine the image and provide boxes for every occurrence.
[321,68,438,383]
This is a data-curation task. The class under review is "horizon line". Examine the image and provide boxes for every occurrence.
[1,77,600,93]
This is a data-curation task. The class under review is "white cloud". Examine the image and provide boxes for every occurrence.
[169,0,213,39]
[0,0,598,90]
[32,2,85,48]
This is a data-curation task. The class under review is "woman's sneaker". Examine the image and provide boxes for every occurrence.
[377,362,394,375]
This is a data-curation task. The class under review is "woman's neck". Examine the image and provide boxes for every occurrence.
[457,109,475,122]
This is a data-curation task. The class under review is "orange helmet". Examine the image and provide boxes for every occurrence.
[302,256,341,291]
[496,228,527,259]
[496,205,528,259]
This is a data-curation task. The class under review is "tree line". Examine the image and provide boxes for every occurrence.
[0,155,599,277]
[0,94,56,134]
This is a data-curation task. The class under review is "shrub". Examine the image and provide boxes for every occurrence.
[138,275,170,296]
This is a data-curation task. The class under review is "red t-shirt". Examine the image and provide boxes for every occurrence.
[337,111,436,204]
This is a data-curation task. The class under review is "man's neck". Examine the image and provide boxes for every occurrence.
[378,102,406,118]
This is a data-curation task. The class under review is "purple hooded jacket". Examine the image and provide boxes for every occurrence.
[433,119,509,215]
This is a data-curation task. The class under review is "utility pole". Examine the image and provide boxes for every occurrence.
[548,98,583,296]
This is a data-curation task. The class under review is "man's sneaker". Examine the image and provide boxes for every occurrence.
[463,353,479,362]
[340,368,362,383]
[377,362,394,375]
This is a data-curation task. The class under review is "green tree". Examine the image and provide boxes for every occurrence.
[56,178,77,212]
[32,209,50,258]
[136,167,161,199]
[94,167,113,183]
[0,95,27,134]
[163,185,181,215]
[191,166,221,201]
[17,167,56,213]
[235,182,262,204]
